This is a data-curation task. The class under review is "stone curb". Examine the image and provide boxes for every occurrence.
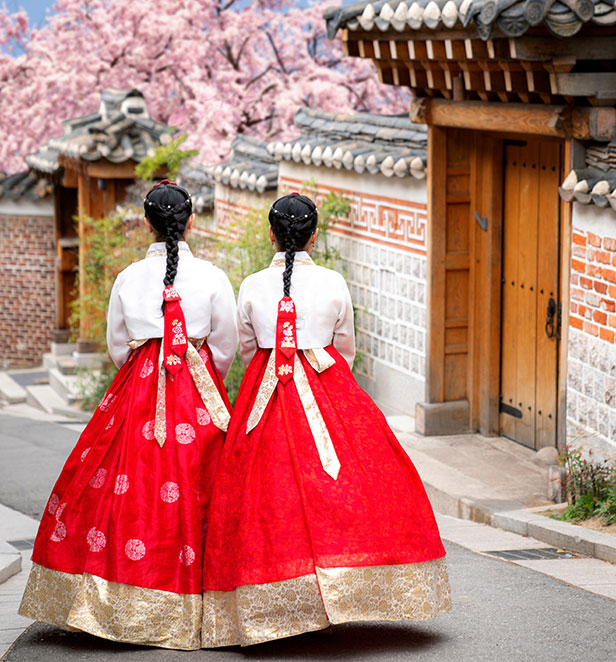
[0,540,21,585]
[491,509,616,563]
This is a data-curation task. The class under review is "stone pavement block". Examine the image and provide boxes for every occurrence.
[0,375,26,405]
[577,583,616,600]
[0,505,39,542]
[0,628,26,645]
[514,558,616,597]
[439,521,545,553]
[0,541,21,586]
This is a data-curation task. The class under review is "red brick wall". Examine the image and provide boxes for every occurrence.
[570,229,616,344]
[0,213,56,367]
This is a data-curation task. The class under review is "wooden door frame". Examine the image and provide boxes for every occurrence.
[420,117,572,448]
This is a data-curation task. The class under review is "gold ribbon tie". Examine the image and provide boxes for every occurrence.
[247,348,340,480]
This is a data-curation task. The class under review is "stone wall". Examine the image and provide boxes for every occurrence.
[279,162,428,416]
[567,205,616,461]
[0,204,56,368]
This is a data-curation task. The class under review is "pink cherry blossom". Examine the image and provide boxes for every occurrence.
[0,1,408,174]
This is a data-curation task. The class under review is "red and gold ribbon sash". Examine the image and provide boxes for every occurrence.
[162,286,188,376]
[247,348,340,480]
[275,297,297,384]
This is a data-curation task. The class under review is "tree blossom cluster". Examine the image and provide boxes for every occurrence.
[0,0,408,173]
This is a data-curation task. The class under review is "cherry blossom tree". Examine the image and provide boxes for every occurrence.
[0,0,408,173]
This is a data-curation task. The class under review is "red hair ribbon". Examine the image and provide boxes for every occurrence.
[162,286,188,376]
[275,297,297,385]
[155,179,177,187]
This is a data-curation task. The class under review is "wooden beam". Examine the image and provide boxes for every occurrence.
[86,160,137,179]
[428,99,569,137]
[61,166,78,189]
[510,36,616,61]
[571,107,616,141]
[426,125,447,402]
[550,72,616,98]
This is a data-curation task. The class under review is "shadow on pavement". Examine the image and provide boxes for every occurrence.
[5,621,448,661]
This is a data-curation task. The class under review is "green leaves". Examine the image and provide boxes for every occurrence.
[135,133,199,183]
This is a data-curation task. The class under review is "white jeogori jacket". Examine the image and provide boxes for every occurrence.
[237,251,355,369]
[106,242,238,378]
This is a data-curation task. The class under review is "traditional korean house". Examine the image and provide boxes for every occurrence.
[269,106,429,413]
[324,0,616,458]
[208,135,279,230]
[23,88,171,359]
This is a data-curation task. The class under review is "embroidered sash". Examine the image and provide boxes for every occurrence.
[247,347,340,480]
[127,336,230,449]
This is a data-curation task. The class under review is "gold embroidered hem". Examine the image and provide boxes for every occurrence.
[201,557,451,648]
[19,563,202,651]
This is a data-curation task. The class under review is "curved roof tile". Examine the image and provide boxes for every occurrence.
[324,0,616,41]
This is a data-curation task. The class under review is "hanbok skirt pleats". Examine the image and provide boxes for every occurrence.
[202,346,451,647]
[19,339,229,650]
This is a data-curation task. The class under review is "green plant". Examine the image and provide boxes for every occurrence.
[135,133,198,182]
[558,445,615,525]
[596,482,616,525]
[75,363,117,412]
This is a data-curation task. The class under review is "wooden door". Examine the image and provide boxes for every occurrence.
[500,140,561,449]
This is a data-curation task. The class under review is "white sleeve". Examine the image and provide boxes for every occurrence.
[207,269,239,380]
[106,275,131,369]
[333,275,356,370]
[237,280,258,367]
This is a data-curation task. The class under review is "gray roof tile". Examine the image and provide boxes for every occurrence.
[267,106,427,179]
[324,0,616,41]
[26,89,171,176]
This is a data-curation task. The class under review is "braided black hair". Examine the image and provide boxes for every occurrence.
[269,193,318,297]
[143,181,192,304]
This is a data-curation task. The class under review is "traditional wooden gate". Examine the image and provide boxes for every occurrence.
[499,140,561,449]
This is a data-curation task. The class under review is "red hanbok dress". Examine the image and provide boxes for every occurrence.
[202,252,451,647]
[19,242,238,650]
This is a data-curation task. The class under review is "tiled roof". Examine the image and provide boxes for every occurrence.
[26,89,171,175]
[559,141,616,210]
[0,171,51,202]
[209,136,278,193]
[177,163,215,214]
[324,0,616,41]
[267,107,427,179]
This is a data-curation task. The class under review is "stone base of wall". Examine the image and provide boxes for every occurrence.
[566,327,616,462]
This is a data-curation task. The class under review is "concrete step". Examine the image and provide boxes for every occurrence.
[25,385,90,422]
[0,539,21,585]
[57,358,77,376]
[48,368,80,405]
[0,373,27,404]
[50,341,77,357]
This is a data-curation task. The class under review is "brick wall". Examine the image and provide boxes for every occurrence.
[567,224,616,460]
[570,229,616,342]
[0,213,56,368]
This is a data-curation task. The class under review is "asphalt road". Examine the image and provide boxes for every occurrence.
[0,413,80,519]
[4,541,615,662]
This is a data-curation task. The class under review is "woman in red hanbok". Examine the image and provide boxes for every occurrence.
[19,181,238,650]
[202,193,451,647]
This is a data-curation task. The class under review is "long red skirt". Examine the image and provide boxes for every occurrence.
[202,346,451,647]
[19,339,230,650]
